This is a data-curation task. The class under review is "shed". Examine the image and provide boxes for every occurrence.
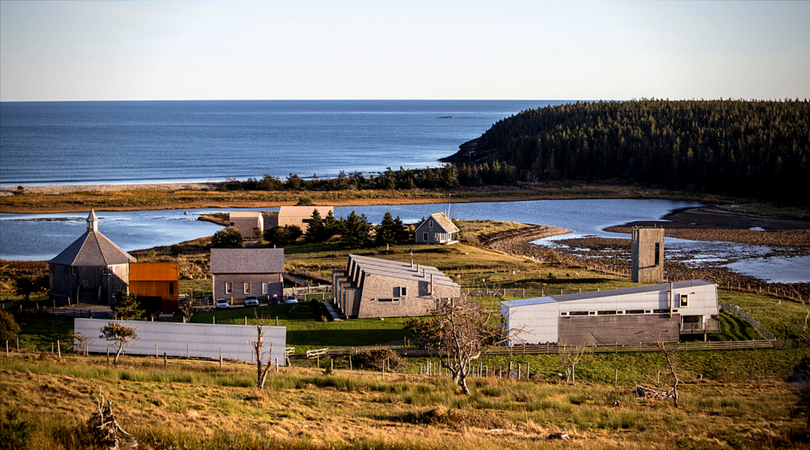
[229,212,264,239]
[130,262,180,312]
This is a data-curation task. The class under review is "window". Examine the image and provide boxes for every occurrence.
[169,283,174,295]
[654,243,661,266]
[422,232,428,241]
[626,310,645,315]
[560,311,569,317]
[395,286,407,297]
[644,309,653,314]
[569,311,589,316]
[102,267,109,275]
[588,311,597,316]
[225,282,232,294]
[617,310,626,315]
[429,220,434,228]
[680,294,689,307]
[243,282,251,294]
[70,267,78,275]
[377,298,399,303]
[262,283,269,294]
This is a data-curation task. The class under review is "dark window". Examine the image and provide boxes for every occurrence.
[169,283,174,295]
[654,243,661,265]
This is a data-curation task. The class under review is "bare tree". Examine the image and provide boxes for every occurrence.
[406,297,505,395]
[100,322,138,365]
[557,344,588,382]
[643,332,681,407]
[71,331,92,355]
[250,320,276,389]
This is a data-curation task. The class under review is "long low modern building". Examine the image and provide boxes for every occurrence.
[332,254,462,318]
[501,280,720,346]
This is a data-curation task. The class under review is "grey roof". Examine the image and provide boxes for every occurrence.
[348,254,460,287]
[50,231,137,266]
[210,248,284,274]
[416,212,459,233]
[501,279,715,308]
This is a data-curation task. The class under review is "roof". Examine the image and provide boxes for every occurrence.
[229,212,263,219]
[278,206,334,217]
[210,248,284,274]
[501,279,716,308]
[416,213,459,233]
[50,230,137,266]
[348,254,460,287]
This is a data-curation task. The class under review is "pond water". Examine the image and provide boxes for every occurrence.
[1,199,807,283]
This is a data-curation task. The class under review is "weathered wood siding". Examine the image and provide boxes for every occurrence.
[558,313,681,345]
[213,273,282,301]
[631,227,665,283]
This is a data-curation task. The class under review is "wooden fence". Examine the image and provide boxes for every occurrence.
[326,339,797,358]
[719,302,775,340]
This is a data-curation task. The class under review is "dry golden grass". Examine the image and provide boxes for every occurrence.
[1,351,808,450]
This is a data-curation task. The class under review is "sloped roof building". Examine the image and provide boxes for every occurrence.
[49,210,136,305]
[332,254,462,318]
[415,213,459,245]
[210,248,285,302]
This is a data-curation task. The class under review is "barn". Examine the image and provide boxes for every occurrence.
[49,210,136,305]
[501,280,720,346]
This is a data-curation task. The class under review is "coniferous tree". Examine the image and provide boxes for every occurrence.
[341,211,371,249]
[305,209,325,243]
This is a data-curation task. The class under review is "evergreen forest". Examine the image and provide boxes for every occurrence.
[466,99,809,204]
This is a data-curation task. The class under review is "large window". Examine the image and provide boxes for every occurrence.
[395,286,407,297]
[225,282,232,294]
[262,283,269,294]
[243,282,251,294]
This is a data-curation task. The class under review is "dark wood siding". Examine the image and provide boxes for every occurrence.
[558,314,680,345]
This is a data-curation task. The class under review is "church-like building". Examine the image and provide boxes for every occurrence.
[49,210,136,305]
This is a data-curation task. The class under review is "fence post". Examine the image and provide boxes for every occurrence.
[187,344,190,359]
[106,348,110,365]
[5,340,7,357]
[164,352,167,367]
[57,340,61,358]
[155,344,158,359]
[220,347,223,369]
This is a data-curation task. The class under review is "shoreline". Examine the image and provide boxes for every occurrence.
[0,181,221,196]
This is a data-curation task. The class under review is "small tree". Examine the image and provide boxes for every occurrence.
[71,331,92,355]
[296,196,314,206]
[558,345,587,382]
[111,291,144,320]
[0,310,21,342]
[406,297,505,395]
[305,209,325,243]
[211,227,244,248]
[264,226,290,246]
[375,211,401,246]
[100,322,138,364]
[286,225,303,244]
[13,274,48,301]
[340,211,371,249]
[180,297,195,323]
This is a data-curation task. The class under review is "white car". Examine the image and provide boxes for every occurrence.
[215,298,230,309]
[285,295,299,304]
[244,296,259,307]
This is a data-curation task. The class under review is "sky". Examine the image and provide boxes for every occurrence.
[1,0,809,101]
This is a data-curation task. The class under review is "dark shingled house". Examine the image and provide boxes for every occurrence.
[49,210,137,305]
[210,248,284,302]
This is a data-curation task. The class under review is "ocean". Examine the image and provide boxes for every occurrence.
[0,100,559,186]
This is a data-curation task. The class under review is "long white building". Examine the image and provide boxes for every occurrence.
[501,279,720,346]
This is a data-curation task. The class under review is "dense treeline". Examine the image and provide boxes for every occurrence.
[471,99,810,204]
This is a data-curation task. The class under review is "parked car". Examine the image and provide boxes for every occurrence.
[285,295,298,304]
[244,296,259,307]
[269,294,280,305]
[215,298,230,309]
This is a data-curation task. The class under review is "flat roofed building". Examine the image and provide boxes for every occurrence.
[415,212,459,245]
[210,248,284,302]
[501,279,720,346]
[229,212,264,239]
[264,206,335,232]
[130,261,180,312]
[332,254,462,318]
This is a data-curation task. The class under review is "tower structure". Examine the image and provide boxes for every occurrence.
[631,227,665,283]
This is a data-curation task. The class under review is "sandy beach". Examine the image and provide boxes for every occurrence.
[0,182,221,197]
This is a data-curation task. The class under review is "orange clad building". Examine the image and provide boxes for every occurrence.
[129,262,180,312]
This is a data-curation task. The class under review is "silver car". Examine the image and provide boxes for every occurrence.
[215,298,230,309]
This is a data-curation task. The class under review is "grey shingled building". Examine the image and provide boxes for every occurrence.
[210,248,284,302]
[49,210,137,305]
[332,254,462,318]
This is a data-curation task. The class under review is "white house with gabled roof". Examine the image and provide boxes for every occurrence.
[415,212,459,245]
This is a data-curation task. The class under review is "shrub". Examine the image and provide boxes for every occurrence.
[0,310,21,342]
[353,348,405,372]
[211,227,244,248]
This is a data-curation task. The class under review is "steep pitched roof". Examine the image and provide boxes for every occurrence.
[210,248,285,274]
[416,213,459,233]
[50,230,137,266]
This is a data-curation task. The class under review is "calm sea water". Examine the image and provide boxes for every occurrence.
[0,100,556,185]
